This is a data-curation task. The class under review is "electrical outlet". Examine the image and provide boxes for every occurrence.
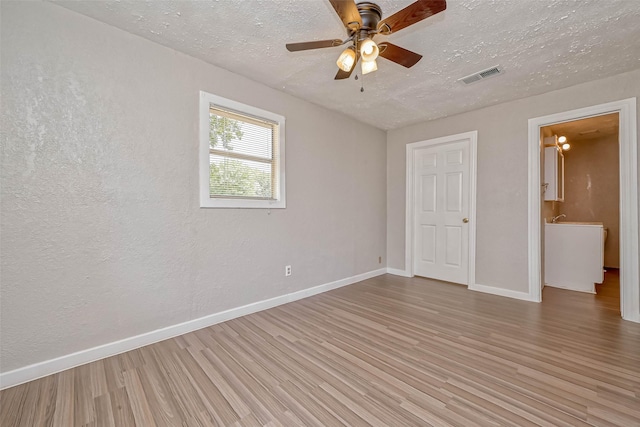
[285,265,292,276]
[378,256,382,264]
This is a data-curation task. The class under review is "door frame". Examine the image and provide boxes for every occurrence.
[527,98,639,322]
[405,130,478,286]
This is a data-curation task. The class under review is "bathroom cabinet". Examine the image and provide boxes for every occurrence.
[545,222,604,293]
[544,143,564,202]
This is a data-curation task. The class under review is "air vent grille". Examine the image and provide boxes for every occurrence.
[461,74,481,84]
[459,66,504,85]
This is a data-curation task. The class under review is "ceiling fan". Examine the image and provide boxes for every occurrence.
[286,0,447,79]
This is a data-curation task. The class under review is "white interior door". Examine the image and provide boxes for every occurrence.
[413,139,471,284]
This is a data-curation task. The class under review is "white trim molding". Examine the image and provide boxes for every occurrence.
[386,267,411,277]
[471,283,540,302]
[405,131,478,287]
[528,98,639,322]
[199,91,286,209]
[0,268,387,390]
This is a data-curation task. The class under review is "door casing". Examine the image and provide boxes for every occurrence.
[527,98,639,322]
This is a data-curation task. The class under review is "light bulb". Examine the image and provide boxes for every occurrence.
[558,136,567,143]
[361,59,378,75]
[562,143,570,151]
[336,47,356,72]
[360,38,379,62]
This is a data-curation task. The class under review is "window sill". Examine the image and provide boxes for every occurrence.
[200,197,286,209]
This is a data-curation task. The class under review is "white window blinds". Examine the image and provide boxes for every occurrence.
[208,105,279,200]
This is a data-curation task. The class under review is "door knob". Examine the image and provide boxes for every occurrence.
[463,218,469,223]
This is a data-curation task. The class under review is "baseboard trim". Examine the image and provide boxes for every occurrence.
[469,283,540,302]
[383,271,540,303]
[544,282,596,294]
[0,268,387,390]
[386,268,411,277]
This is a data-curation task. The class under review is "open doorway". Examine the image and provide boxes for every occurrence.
[540,114,620,307]
[527,98,639,323]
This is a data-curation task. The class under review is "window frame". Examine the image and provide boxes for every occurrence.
[199,91,286,209]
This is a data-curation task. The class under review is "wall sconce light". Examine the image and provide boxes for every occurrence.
[558,136,570,150]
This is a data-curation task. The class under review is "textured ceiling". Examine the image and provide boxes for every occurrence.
[54,0,640,130]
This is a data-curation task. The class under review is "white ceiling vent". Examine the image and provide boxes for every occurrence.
[459,66,504,85]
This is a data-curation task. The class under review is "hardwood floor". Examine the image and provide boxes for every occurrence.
[2,272,639,426]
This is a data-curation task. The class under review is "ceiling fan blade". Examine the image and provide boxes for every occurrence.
[378,42,423,68]
[286,39,344,52]
[328,0,362,31]
[335,52,360,80]
[377,0,446,35]
[334,67,354,80]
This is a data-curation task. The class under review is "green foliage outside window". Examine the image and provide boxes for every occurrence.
[209,160,271,198]
[209,115,272,198]
[209,116,243,150]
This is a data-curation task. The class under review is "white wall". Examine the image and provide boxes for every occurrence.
[387,69,640,293]
[0,2,386,374]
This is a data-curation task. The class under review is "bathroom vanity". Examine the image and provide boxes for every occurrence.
[545,221,604,293]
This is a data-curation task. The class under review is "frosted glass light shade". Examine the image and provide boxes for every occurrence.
[360,38,379,62]
[361,59,378,75]
[336,47,356,72]
[562,143,571,151]
[558,136,567,143]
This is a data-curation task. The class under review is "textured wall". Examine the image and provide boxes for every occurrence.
[563,135,620,268]
[387,68,640,293]
[0,2,386,373]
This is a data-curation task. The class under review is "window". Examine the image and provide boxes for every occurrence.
[199,91,285,208]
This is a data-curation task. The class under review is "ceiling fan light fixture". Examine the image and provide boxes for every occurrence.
[336,46,356,72]
[360,38,379,62]
[361,59,378,75]
[558,136,567,143]
[285,0,447,80]
[562,143,571,151]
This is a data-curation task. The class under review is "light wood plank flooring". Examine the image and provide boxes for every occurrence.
[2,272,639,426]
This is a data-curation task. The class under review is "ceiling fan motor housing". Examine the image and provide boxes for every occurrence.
[355,2,382,33]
